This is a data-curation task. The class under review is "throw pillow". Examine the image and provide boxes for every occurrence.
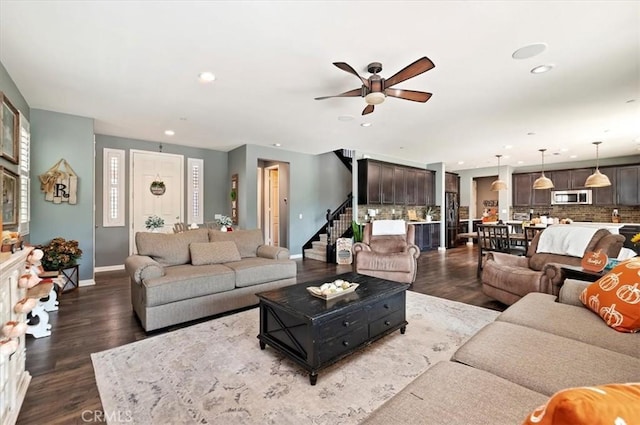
[579,257,640,333]
[190,241,241,265]
[522,383,640,425]
[209,229,263,258]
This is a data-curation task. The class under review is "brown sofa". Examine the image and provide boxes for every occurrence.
[363,278,640,425]
[124,228,296,331]
[352,222,420,284]
[481,227,624,305]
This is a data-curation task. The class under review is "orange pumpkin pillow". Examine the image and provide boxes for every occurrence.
[580,257,640,332]
[522,383,640,425]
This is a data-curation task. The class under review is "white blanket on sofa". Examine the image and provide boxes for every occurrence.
[536,225,599,257]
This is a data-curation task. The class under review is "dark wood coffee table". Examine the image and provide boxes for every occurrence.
[256,272,409,385]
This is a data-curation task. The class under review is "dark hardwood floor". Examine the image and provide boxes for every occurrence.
[17,244,504,425]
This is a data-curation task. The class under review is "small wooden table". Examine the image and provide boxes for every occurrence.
[256,272,409,385]
[561,265,606,282]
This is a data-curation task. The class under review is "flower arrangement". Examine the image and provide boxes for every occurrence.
[217,215,233,227]
[145,215,165,230]
[631,233,640,246]
[40,237,83,271]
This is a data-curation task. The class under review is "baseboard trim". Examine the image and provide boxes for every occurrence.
[437,246,447,252]
[95,264,125,273]
[289,254,303,259]
[79,279,96,287]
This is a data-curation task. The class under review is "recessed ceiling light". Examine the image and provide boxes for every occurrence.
[512,43,547,60]
[531,64,554,74]
[361,123,372,127]
[517,160,524,164]
[457,161,465,165]
[338,115,354,121]
[273,143,281,147]
[198,72,216,83]
[570,155,578,158]
[560,148,569,152]
[164,130,175,136]
[504,145,512,149]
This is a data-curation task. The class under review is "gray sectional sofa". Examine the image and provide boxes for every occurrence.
[363,279,640,425]
[124,228,296,331]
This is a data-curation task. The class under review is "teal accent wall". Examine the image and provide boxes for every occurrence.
[94,135,228,267]
[30,109,95,280]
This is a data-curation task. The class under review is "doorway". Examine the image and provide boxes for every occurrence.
[258,160,290,248]
[264,166,280,246]
[129,150,184,253]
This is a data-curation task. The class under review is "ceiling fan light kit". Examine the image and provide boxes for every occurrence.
[315,56,435,115]
[533,148,554,190]
[585,141,612,188]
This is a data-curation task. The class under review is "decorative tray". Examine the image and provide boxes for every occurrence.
[306,280,359,301]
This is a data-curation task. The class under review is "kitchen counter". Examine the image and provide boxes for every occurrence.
[408,221,441,224]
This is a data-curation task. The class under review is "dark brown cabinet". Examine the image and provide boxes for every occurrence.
[512,173,551,207]
[550,169,592,190]
[592,167,616,206]
[414,223,440,251]
[358,159,435,206]
[616,166,640,205]
[445,172,459,193]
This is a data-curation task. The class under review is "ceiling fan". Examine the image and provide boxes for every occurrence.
[315,57,435,115]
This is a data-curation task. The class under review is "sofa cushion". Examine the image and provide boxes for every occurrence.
[209,229,263,258]
[189,241,241,265]
[355,251,414,273]
[522,383,640,425]
[368,236,408,254]
[136,228,209,266]
[141,264,235,307]
[497,293,639,358]
[452,321,640,396]
[363,361,547,425]
[580,258,640,333]
[223,258,297,288]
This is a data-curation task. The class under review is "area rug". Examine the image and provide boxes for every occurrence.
[92,292,499,425]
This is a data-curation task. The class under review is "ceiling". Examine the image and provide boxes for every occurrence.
[1,1,639,172]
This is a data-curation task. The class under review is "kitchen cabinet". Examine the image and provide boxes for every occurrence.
[358,159,435,206]
[512,173,551,206]
[592,167,616,206]
[393,167,406,205]
[550,168,592,190]
[616,165,640,205]
[414,222,440,251]
[445,172,459,193]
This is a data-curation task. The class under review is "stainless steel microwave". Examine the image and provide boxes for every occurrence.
[551,189,592,205]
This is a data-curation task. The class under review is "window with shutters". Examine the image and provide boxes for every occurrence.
[103,148,125,227]
[18,114,30,235]
[187,158,204,225]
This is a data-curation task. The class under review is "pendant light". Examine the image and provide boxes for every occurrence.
[532,148,554,189]
[584,141,611,187]
[490,154,507,191]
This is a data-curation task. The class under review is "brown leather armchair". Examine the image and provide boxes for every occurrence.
[352,222,420,284]
[481,228,624,305]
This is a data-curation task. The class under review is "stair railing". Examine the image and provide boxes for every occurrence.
[301,193,353,261]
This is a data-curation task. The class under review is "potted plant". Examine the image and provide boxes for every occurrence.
[217,215,233,232]
[145,215,165,232]
[40,237,83,271]
[425,207,435,222]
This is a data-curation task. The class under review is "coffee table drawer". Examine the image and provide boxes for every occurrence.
[369,309,405,338]
[368,292,404,321]
[317,309,366,340]
[318,325,368,363]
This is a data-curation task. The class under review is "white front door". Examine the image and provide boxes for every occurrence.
[130,150,184,253]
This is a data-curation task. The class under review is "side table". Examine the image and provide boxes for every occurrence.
[561,265,605,283]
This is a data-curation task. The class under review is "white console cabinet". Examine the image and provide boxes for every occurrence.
[1,250,31,425]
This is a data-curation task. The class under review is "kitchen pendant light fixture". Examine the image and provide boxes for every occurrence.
[584,141,611,188]
[532,148,554,190]
[490,154,507,191]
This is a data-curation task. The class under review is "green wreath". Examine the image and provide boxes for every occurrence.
[230,190,237,201]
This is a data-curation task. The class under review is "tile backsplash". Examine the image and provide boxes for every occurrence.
[511,205,640,223]
[357,205,441,222]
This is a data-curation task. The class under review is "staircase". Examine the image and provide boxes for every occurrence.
[303,207,352,262]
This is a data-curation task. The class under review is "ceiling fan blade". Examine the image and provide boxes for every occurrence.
[333,62,370,88]
[362,104,374,115]
[384,57,435,89]
[314,88,362,101]
[385,88,433,103]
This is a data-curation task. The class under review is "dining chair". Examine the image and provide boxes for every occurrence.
[524,226,544,249]
[477,224,523,277]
